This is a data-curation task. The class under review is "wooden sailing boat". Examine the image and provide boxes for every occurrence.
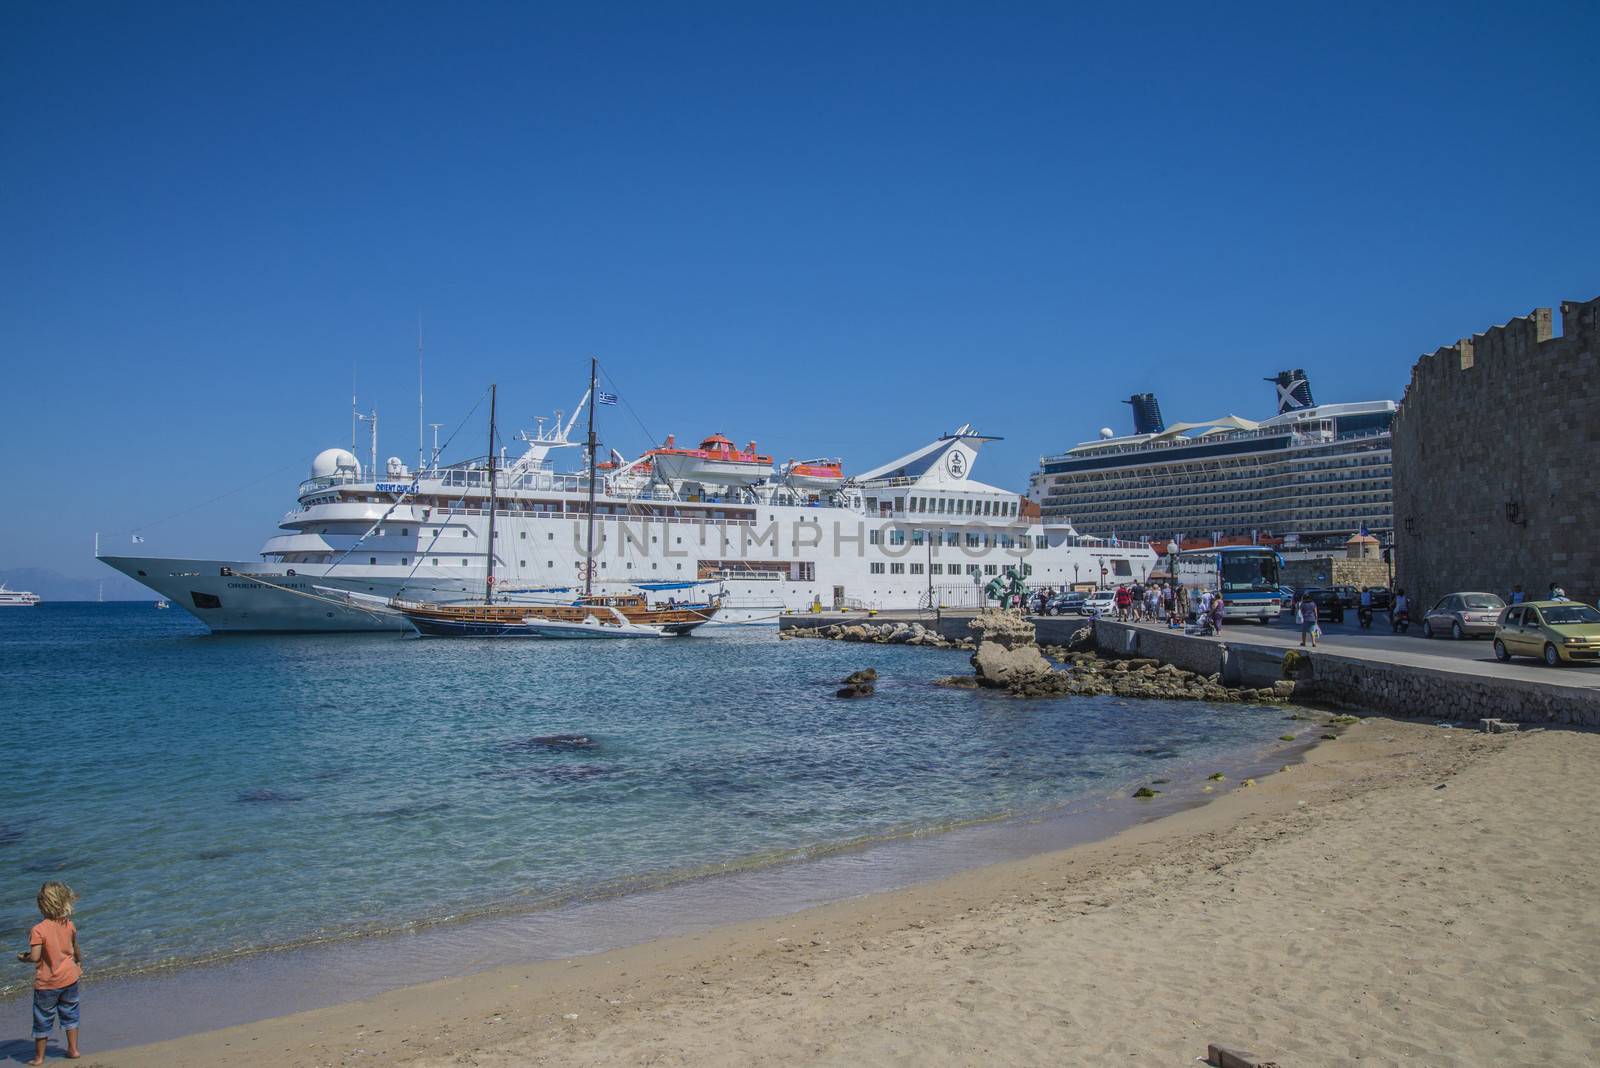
[395,366,720,638]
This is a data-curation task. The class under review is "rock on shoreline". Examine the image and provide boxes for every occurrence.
[786,611,1290,704]
[782,620,973,650]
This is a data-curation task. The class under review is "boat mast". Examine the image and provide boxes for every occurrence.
[417,315,425,476]
[485,383,498,606]
[584,356,599,600]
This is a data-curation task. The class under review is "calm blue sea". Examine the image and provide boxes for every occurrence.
[0,602,1290,998]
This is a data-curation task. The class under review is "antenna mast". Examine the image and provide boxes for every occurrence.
[485,384,498,605]
[583,356,599,600]
[417,315,425,475]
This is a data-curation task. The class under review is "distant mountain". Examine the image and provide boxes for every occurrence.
[0,567,156,602]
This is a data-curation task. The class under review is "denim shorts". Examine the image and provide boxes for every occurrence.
[32,981,80,1038]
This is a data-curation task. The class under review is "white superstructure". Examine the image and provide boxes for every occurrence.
[1029,371,1395,546]
[101,396,1156,633]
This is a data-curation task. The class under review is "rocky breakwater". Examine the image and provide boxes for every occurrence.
[781,620,973,650]
[942,610,1293,704]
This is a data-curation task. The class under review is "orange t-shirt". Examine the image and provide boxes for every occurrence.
[29,919,80,990]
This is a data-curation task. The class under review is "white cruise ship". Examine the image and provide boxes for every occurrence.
[99,390,1155,633]
[1029,370,1395,547]
[0,583,42,606]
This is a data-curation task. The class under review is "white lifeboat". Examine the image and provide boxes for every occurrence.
[646,434,774,486]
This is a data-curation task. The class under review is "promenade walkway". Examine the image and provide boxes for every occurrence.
[1127,615,1600,695]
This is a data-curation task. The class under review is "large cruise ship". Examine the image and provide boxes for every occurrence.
[1029,371,1395,547]
[100,389,1155,633]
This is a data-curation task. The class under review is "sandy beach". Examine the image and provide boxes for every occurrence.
[86,719,1600,1067]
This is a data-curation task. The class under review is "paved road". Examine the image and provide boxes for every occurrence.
[1122,614,1600,692]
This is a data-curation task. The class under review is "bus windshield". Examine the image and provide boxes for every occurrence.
[1219,552,1280,593]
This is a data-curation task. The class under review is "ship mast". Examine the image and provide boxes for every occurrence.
[584,356,599,600]
[485,383,498,606]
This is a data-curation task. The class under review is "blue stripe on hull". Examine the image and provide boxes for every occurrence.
[406,616,543,638]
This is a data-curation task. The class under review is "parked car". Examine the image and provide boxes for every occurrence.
[1493,601,1600,666]
[1045,591,1088,616]
[1362,586,1393,610]
[1083,590,1118,617]
[1331,585,1359,608]
[1421,592,1506,640]
[1298,588,1345,623]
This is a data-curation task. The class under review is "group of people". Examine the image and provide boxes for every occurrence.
[1111,580,1226,633]
[1510,582,1576,604]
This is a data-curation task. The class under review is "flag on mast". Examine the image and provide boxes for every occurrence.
[596,391,619,406]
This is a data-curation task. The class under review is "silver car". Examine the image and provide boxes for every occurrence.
[1421,592,1506,639]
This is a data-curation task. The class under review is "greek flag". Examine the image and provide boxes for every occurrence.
[596,391,619,406]
[1359,522,1370,537]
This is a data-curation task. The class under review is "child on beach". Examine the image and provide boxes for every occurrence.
[17,882,82,1064]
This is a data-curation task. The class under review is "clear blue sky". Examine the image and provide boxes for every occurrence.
[3,2,1596,576]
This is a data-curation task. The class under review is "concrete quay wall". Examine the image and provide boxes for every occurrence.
[1092,619,1600,727]
[1305,653,1600,727]
[780,611,1094,646]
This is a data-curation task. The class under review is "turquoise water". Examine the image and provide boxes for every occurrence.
[1,603,1288,997]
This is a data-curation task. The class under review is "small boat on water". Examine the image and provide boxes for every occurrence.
[396,593,717,638]
[528,603,709,638]
[0,583,41,606]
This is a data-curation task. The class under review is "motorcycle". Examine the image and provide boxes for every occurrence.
[1358,605,1373,629]
[1390,608,1410,634]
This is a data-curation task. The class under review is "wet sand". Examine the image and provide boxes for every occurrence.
[86,720,1600,1066]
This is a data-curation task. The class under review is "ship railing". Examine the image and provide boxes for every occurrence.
[707,568,785,581]
[436,507,760,527]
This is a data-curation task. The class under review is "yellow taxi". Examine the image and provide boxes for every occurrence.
[1493,600,1600,666]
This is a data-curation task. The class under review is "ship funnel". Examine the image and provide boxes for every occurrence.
[1123,393,1165,435]
[1266,369,1315,413]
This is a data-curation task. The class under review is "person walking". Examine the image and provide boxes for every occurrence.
[1298,595,1320,648]
[1510,585,1526,605]
[1549,582,1569,601]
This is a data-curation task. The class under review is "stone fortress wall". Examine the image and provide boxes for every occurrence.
[1392,296,1600,612]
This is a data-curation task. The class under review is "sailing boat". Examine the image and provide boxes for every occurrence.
[394,366,720,638]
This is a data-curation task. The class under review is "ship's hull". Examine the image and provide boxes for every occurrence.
[97,555,781,634]
[99,556,412,632]
[404,610,707,639]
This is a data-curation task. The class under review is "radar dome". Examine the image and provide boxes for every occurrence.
[311,448,361,479]
[1098,427,1115,439]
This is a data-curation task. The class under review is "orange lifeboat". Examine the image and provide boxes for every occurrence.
[779,458,845,490]
[645,433,775,485]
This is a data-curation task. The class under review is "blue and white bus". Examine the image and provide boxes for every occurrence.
[1173,546,1283,622]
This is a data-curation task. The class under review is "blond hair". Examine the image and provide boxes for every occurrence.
[36,882,77,921]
